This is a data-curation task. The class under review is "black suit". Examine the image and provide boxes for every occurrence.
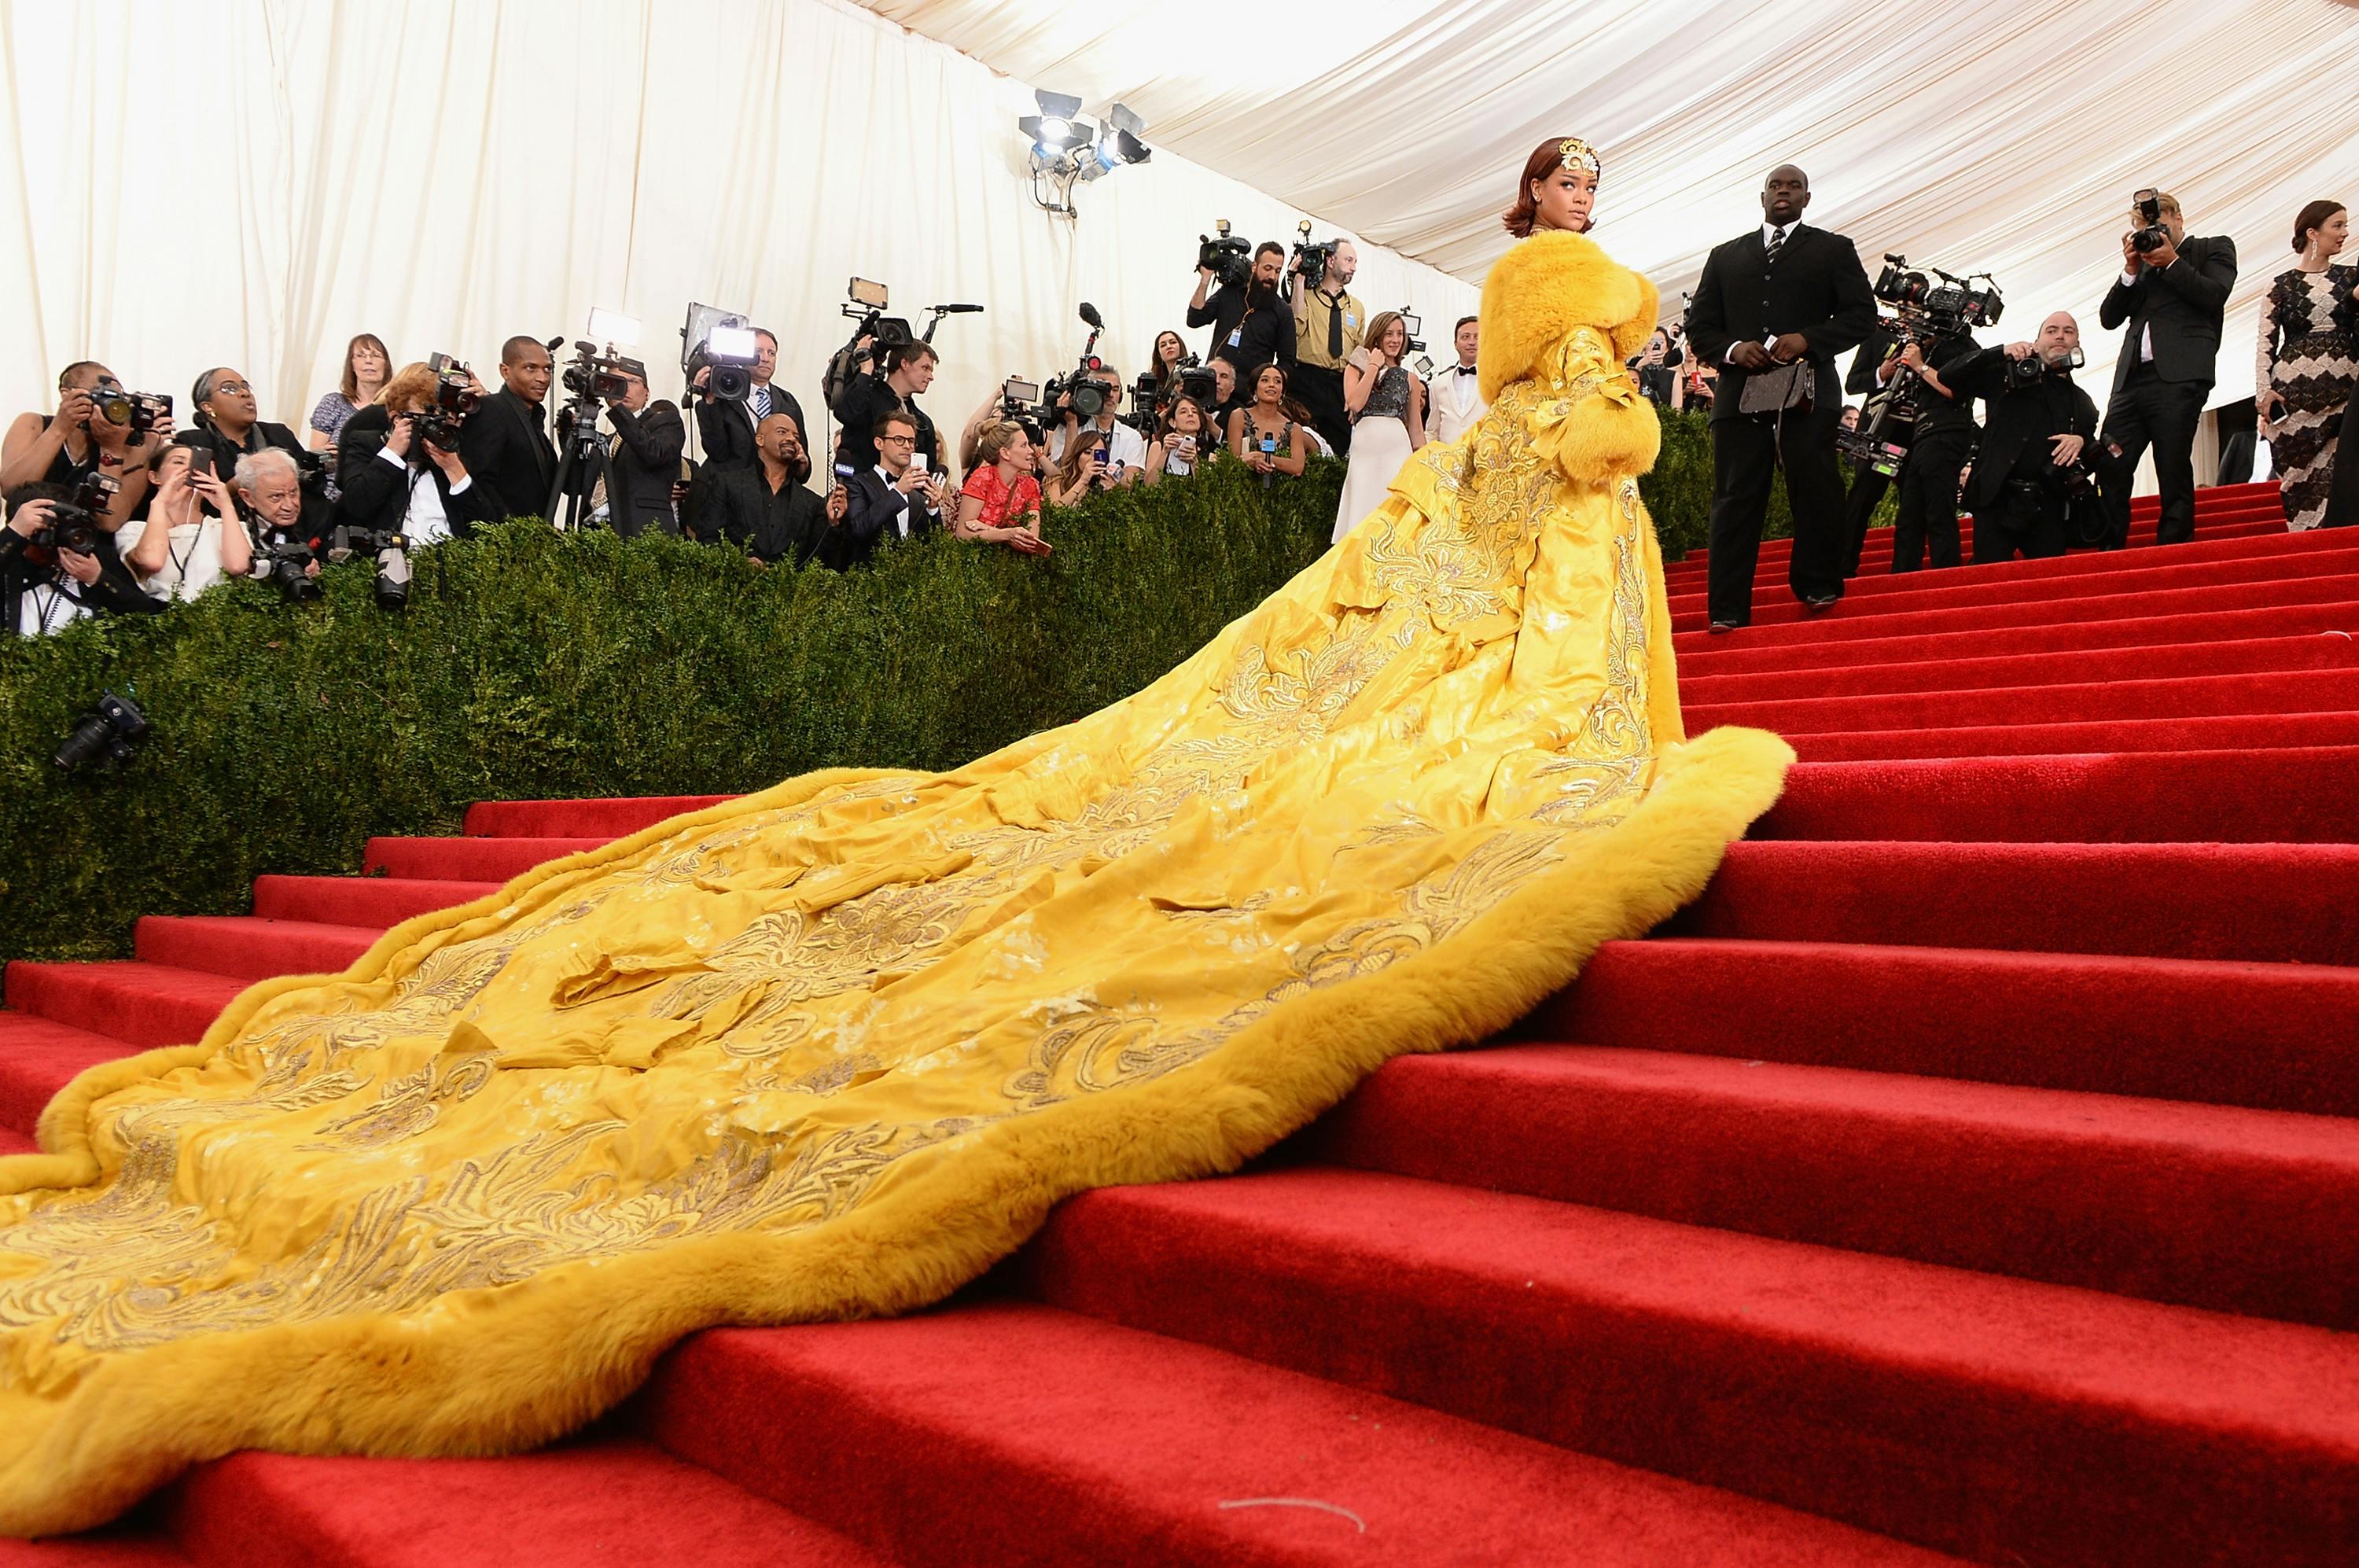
[458,389,558,522]
[1684,223,1878,624]
[2096,234,2237,547]
[1,521,161,639]
[695,383,805,474]
[607,400,685,537]
[837,466,940,567]
[707,465,835,569]
[830,374,939,475]
[1952,348,2100,562]
[332,406,499,541]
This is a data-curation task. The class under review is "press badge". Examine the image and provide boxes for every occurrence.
[1227,329,1242,348]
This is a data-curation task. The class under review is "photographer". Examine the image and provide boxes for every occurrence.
[602,363,686,536]
[1881,322,1983,572]
[2096,191,2237,547]
[3,362,161,502]
[694,328,804,475]
[1948,311,2099,564]
[181,366,324,549]
[1290,236,1365,457]
[1146,396,1216,484]
[234,449,326,585]
[1206,355,1244,429]
[707,411,846,569]
[840,412,946,565]
[1144,330,1192,408]
[2,484,163,637]
[1632,327,1682,407]
[1046,369,1146,480]
[830,340,940,477]
[334,363,494,547]
[1187,241,1295,385]
[458,336,559,521]
[120,443,250,600]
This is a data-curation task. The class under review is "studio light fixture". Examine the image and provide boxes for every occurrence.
[1020,91,1150,216]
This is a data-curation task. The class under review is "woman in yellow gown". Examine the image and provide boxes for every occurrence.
[0,139,1789,1535]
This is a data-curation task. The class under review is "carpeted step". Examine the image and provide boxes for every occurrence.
[1539,938,2359,1115]
[251,875,499,928]
[1307,1043,2359,1327]
[1779,707,2359,761]
[1675,598,2359,676]
[1682,629,2359,705]
[0,1013,138,1137]
[1662,516,2293,586]
[1670,539,2359,631]
[462,795,734,840]
[1684,664,2359,736]
[1021,1169,2359,1568]
[639,1304,1961,1568]
[134,916,382,985]
[2,963,244,1053]
[1680,841,2359,964]
[0,1525,190,1563]
[1674,570,2359,656]
[1757,749,2359,843]
[161,1437,891,1567]
[363,837,609,884]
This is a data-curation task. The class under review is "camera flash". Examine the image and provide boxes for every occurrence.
[587,307,641,346]
[707,325,758,359]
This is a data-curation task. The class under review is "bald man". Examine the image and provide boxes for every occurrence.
[459,335,560,521]
[705,410,846,568]
[1684,163,1878,629]
[1947,311,2100,562]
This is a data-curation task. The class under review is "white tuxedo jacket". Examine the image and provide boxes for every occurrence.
[1426,363,1488,445]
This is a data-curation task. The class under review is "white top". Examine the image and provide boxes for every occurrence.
[116,513,236,601]
[14,577,90,636]
[1047,418,1147,476]
[377,444,472,547]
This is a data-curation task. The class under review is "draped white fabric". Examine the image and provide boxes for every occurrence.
[859,0,2359,410]
[0,0,1474,466]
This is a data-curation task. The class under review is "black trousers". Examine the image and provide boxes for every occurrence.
[1971,485,2068,564]
[1891,428,1974,572]
[1839,460,1890,577]
[2327,392,2359,528]
[1706,405,1847,626]
[2097,363,2208,547]
[1292,364,1351,458]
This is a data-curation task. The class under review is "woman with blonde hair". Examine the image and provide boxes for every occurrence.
[955,418,1051,554]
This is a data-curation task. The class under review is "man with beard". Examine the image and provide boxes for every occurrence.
[705,411,847,569]
[1187,241,1295,388]
[1290,236,1365,456]
[1949,311,2100,564]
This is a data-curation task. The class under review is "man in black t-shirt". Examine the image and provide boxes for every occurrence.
[1186,242,1296,386]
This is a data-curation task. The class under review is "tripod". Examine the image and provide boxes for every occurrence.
[544,390,614,532]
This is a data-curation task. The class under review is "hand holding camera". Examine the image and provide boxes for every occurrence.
[385,410,417,460]
[6,497,53,541]
[2049,432,2085,467]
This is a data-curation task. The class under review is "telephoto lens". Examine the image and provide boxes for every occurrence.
[53,691,149,771]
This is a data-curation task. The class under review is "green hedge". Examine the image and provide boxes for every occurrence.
[2,412,1868,963]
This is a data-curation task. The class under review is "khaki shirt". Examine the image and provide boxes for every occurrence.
[1294,285,1367,370]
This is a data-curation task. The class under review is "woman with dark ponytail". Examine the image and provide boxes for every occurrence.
[2255,200,2354,528]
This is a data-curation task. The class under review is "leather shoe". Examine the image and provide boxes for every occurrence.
[1707,620,1741,635]
[1802,594,1840,613]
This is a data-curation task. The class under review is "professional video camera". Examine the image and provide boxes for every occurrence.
[1198,220,1251,289]
[2129,187,2171,254]
[413,354,480,449]
[28,472,116,556]
[53,690,148,772]
[1000,377,1045,425]
[1126,354,1219,433]
[1396,310,1426,355]
[1290,220,1338,292]
[89,388,172,447]
[1839,255,2006,477]
[561,341,636,403]
[1044,303,1119,422]
[823,278,984,410]
[682,303,759,401]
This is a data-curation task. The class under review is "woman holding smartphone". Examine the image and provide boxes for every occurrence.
[1227,363,1310,484]
[1044,425,1117,507]
[118,441,251,600]
[1145,396,1215,484]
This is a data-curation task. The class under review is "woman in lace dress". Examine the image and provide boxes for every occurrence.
[2255,201,2353,530]
[1331,311,1429,542]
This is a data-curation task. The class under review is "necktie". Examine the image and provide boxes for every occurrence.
[753,386,771,420]
[1765,226,1787,267]
[1453,365,1477,377]
[1327,293,1344,359]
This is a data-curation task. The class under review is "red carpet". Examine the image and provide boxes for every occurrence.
[3,483,2355,1566]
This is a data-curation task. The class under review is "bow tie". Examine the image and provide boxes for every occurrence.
[1452,365,1478,377]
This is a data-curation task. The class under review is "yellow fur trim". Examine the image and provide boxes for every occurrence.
[1479,231,1661,403]
[0,733,1789,1536]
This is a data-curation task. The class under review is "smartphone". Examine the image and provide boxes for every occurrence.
[1091,447,1108,468]
[186,448,215,480]
[909,453,928,474]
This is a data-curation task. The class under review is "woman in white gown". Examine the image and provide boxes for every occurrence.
[1331,311,1428,543]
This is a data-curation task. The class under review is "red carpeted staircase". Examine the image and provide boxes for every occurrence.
[6,481,2357,1566]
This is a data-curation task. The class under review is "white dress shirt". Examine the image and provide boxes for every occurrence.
[1428,359,1489,444]
[377,443,474,547]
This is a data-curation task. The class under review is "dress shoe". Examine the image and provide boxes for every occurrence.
[1708,620,1741,635]
[1802,594,1840,613]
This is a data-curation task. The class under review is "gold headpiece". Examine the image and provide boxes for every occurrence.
[1559,138,1603,178]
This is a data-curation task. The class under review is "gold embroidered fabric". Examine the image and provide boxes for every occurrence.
[0,230,1790,1534]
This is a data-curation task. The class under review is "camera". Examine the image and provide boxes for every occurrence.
[683,303,758,400]
[89,388,171,447]
[251,530,321,602]
[1397,311,1426,355]
[1842,255,2007,476]
[328,517,411,609]
[1290,219,1338,291]
[2129,188,2171,254]
[1001,377,1043,423]
[413,355,480,448]
[53,690,148,772]
[1045,302,1117,422]
[1198,220,1251,289]
[30,471,118,555]
[2005,343,2086,390]
[1125,355,1219,435]
[561,342,635,403]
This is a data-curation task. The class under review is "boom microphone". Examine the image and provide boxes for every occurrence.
[1078,302,1105,330]
[935,304,984,314]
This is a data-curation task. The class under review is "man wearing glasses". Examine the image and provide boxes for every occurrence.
[837,412,946,566]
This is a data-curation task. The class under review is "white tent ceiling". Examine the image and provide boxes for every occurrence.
[857,0,2359,406]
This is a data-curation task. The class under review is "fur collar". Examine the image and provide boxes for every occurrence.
[1477,230,1660,403]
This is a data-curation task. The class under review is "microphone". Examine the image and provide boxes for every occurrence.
[1078,302,1105,330]
[934,304,984,314]
[544,336,566,354]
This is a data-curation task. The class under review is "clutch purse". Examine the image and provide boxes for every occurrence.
[1738,359,1814,418]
